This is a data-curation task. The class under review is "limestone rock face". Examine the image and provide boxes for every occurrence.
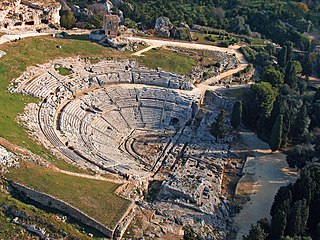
[0,0,61,30]
[155,16,173,38]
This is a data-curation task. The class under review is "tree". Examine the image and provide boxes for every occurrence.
[124,18,138,28]
[60,10,77,30]
[286,199,309,236]
[278,46,288,68]
[242,82,276,129]
[271,186,293,218]
[261,66,284,87]
[284,61,298,88]
[301,53,313,77]
[231,100,242,129]
[286,42,294,63]
[286,144,314,169]
[211,110,226,141]
[271,210,288,239]
[243,224,268,240]
[310,100,320,128]
[269,114,283,152]
[289,105,310,143]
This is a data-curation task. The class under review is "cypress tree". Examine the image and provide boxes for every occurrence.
[269,114,283,152]
[286,42,293,64]
[271,210,288,239]
[231,100,242,129]
[278,46,287,68]
[284,61,298,88]
[302,53,313,77]
[286,199,309,236]
[243,224,268,240]
[290,105,310,143]
[211,110,226,141]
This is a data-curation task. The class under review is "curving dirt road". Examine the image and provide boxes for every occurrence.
[0,32,50,45]
[126,36,249,95]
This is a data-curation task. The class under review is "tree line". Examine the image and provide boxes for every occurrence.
[119,0,320,50]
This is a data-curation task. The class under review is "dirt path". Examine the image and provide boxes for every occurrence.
[0,30,90,45]
[233,131,298,239]
[0,137,123,184]
[126,36,249,95]
[0,32,49,45]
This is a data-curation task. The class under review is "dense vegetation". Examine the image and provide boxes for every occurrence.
[237,19,320,240]
[239,41,320,169]
[244,163,320,239]
[119,0,320,50]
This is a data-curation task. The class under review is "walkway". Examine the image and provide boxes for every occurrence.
[233,131,298,239]
[0,32,49,44]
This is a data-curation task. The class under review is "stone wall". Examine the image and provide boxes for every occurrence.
[8,181,114,238]
[234,157,256,200]
[203,90,234,111]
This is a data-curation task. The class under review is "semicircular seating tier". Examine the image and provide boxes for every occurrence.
[12,58,199,177]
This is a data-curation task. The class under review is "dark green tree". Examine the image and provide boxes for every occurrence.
[286,199,309,236]
[271,210,288,239]
[242,82,276,129]
[231,100,242,129]
[271,186,293,218]
[286,144,314,169]
[289,105,310,143]
[260,66,284,87]
[286,42,294,63]
[269,114,283,152]
[301,53,313,77]
[60,10,77,30]
[211,110,226,141]
[284,61,298,88]
[243,224,268,240]
[278,46,288,68]
[310,100,320,128]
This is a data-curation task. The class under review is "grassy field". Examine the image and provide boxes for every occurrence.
[135,48,197,75]
[0,36,130,171]
[0,181,92,239]
[6,163,131,229]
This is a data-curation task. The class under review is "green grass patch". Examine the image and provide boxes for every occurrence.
[135,48,197,75]
[6,164,130,229]
[0,36,129,171]
[54,64,73,76]
[0,183,91,239]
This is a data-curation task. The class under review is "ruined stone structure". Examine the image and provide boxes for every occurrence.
[202,90,234,111]
[11,58,236,239]
[103,14,120,37]
[0,0,61,30]
[8,181,117,237]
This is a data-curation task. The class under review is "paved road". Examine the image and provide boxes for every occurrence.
[233,131,298,239]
